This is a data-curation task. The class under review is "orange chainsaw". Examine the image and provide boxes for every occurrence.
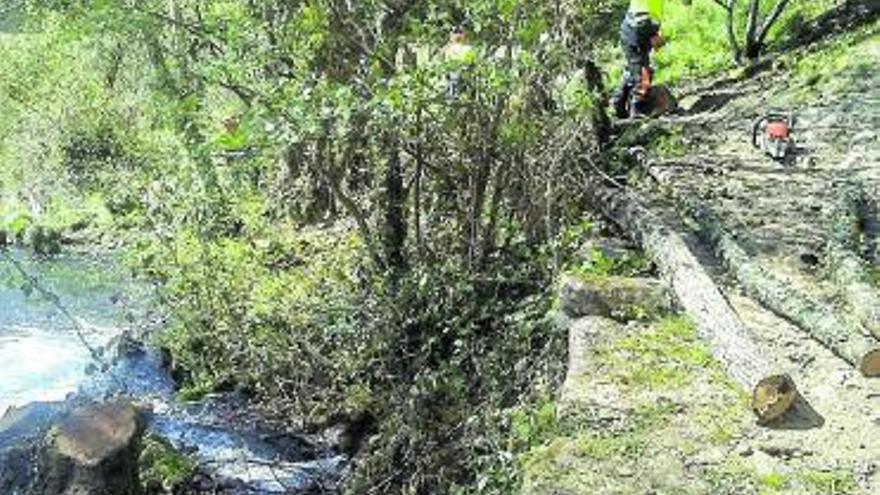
[753,111,795,161]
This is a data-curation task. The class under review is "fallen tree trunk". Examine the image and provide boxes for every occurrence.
[584,182,797,422]
[687,203,880,378]
[825,182,880,340]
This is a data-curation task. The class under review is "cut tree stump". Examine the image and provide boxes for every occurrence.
[33,401,142,495]
[687,202,880,378]
[584,182,797,422]
[825,181,880,340]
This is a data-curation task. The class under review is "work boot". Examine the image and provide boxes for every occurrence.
[612,80,634,119]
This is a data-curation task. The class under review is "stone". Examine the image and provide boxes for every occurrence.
[559,275,675,321]
[0,402,65,493]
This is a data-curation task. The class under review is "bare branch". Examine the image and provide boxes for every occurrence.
[710,0,733,12]
[757,0,792,48]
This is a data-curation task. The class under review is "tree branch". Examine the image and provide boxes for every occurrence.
[756,0,792,48]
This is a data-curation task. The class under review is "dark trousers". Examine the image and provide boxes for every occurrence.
[612,13,660,118]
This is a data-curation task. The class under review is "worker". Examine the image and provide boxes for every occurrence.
[442,27,476,100]
[611,0,691,118]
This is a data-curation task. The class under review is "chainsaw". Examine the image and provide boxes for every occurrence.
[753,111,795,161]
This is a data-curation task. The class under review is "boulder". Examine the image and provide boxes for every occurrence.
[560,275,675,321]
[32,401,142,495]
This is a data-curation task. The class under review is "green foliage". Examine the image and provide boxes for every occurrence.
[0,1,864,495]
[138,434,197,494]
[604,315,713,389]
[597,0,845,87]
[797,470,859,495]
[758,472,789,493]
[508,394,558,451]
[568,246,650,280]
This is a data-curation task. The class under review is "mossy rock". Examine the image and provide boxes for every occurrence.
[559,275,675,321]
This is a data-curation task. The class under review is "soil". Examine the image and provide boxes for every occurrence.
[524,21,880,495]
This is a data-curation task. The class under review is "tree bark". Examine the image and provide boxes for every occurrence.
[756,0,791,49]
[726,1,743,63]
[33,402,142,495]
[687,202,880,377]
[825,182,880,341]
[584,182,797,422]
[383,131,407,274]
[744,0,762,59]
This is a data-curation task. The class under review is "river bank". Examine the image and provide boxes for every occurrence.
[0,249,346,494]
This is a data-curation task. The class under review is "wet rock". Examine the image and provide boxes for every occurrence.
[560,275,675,321]
[32,401,142,495]
[0,402,65,493]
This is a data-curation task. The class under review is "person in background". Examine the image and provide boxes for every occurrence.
[611,0,691,118]
[442,27,476,99]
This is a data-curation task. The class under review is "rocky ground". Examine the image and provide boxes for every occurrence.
[522,18,880,495]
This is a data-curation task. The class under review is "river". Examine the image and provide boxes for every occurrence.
[0,250,345,493]
[0,250,145,416]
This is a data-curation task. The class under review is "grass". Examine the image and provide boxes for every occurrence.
[599,0,846,91]
[784,23,880,103]
[758,472,789,494]
[797,470,859,495]
[603,315,713,389]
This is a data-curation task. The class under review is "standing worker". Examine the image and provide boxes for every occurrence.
[611,0,690,119]
[442,27,476,100]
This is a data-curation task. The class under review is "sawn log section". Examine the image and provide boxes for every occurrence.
[687,202,880,378]
[585,182,797,422]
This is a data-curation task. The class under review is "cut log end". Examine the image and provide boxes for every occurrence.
[55,401,139,467]
[860,349,880,377]
[752,374,798,423]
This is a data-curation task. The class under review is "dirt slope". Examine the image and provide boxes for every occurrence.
[523,21,880,495]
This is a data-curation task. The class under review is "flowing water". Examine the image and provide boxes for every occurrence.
[0,250,141,416]
[0,250,344,493]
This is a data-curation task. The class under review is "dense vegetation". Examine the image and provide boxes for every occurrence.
[0,1,845,493]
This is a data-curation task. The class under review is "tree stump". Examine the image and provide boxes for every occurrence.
[33,401,142,495]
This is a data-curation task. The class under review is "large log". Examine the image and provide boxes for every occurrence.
[825,182,880,340]
[584,182,797,422]
[687,203,880,378]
